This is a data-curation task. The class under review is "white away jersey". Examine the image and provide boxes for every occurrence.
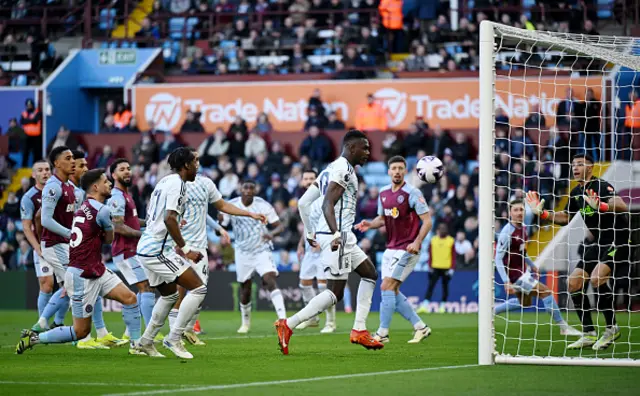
[315,156,358,234]
[137,174,187,256]
[182,175,223,250]
[305,199,324,249]
[223,197,279,254]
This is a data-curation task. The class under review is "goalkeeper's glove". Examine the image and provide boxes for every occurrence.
[525,191,549,220]
[584,189,609,212]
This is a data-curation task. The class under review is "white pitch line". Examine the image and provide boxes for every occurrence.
[0,381,190,388]
[102,364,479,396]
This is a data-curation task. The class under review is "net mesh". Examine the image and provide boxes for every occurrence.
[490,22,640,362]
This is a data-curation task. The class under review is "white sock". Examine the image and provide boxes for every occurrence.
[318,283,335,324]
[168,308,179,331]
[124,327,130,337]
[168,286,207,342]
[240,303,251,327]
[414,320,426,330]
[141,292,178,345]
[287,290,336,329]
[187,308,200,330]
[300,284,316,305]
[38,317,48,328]
[80,334,92,342]
[270,289,287,320]
[353,279,376,331]
[377,327,389,337]
[96,327,109,338]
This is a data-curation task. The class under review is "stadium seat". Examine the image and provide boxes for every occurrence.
[99,9,116,31]
[187,17,200,39]
[522,0,535,19]
[597,0,613,18]
[363,162,387,175]
[109,41,118,49]
[11,75,27,86]
[169,18,186,40]
[120,41,131,49]
[100,41,109,49]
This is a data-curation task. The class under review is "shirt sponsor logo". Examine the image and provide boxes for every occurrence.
[384,207,400,219]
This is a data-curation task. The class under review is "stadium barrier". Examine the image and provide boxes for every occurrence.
[133,77,602,133]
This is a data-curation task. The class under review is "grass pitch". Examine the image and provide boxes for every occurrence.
[1,310,639,395]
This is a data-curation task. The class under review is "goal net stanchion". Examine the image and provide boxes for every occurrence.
[478,20,640,367]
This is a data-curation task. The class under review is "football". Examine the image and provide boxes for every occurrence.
[416,155,445,184]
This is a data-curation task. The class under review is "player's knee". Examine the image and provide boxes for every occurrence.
[137,281,152,293]
[590,274,606,288]
[122,291,137,306]
[39,278,54,294]
[380,278,398,292]
[163,291,179,304]
[567,277,584,293]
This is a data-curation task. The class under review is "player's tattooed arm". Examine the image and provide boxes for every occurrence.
[112,215,143,238]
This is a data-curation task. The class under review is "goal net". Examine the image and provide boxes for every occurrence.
[478,21,640,366]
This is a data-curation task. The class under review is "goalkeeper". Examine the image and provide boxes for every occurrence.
[526,153,631,350]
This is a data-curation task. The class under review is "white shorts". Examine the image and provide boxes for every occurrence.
[381,249,419,282]
[299,251,325,281]
[113,254,148,286]
[139,251,193,288]
[235,250,278,283]
[41,243,69,284]
[33,251,53,278]
[66,267,122,318]
[512,271,539,295]
[317,232,368,281]
[185,246,209,284]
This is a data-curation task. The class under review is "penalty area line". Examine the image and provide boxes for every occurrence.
[103,364,480,396]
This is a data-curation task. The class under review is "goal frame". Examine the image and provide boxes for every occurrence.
[477,20,640,367]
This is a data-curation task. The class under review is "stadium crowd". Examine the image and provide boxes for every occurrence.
[0,0,621,84]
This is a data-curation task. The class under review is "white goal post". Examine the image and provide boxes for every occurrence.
[478,20,640,367]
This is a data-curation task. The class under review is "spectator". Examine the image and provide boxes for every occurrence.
[104,100,116,124]
[94,145,115,169]
[626,89,640,161]
[219,168,240,199]
[308,88,326,121]
[6,117,25,154]
[495,127,509,153]
[403,122,426,160]
[454,230,475,269]
[358,186,379,219]
[404,45,427,71]
[101,115,119,133]
[181,110,204,132]
[582,19,600,36]
[228,116,248,140]
[304,106,327,130]
[495,108,509,128]
[429,125,452,159]
[20,98,42,167]
[9,239,32,271]
[299,125,332,169]
[252,112,273,135]
[132,132,158,169]
[355,93,388,132]
[289,0,310,25]
[48,125,79,154]
[125,116,140,132]
[135,17,160,46]
[114,104,133,130]
[556,88,582,130]
[245,130,268,160]
[158,132,183,160]
[265,174,291,204]
[16,177,30,201]
[524,104,546,130]
[583,88,602,160]
[326,111,346,130]
[4,191,21,220]
[266,141,287,176]
[450,133,470,168]
[228,130,246,161]
[381,132,403,162]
